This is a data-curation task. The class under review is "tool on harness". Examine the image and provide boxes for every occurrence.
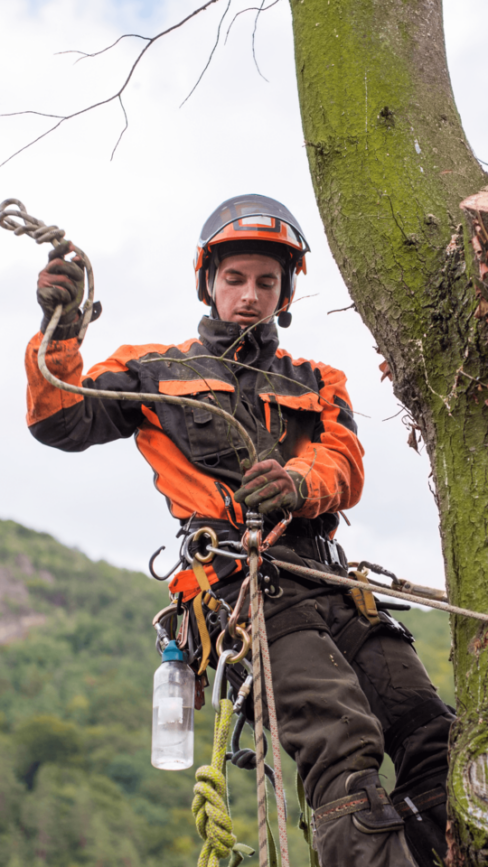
[151,639,195,770]
[352,560,448,603]
[348,566,381,625]
[148,545,183,581]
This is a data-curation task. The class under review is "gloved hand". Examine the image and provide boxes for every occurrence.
[234,459,307,514]
[37,240,85,330]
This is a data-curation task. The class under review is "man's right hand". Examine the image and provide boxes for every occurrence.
[37,240,85,327]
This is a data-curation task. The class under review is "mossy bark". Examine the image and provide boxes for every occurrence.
[289,0,488,859]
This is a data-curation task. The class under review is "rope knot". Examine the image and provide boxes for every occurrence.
[192,700,238,866]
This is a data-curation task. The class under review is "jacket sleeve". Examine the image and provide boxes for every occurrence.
[25,332,145,451]
[285,363,364,519]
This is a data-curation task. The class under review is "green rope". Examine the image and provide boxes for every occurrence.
[192,698,254,867]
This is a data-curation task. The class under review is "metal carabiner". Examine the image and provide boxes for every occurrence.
[215,624,251,664]
[193,526,219,563]
[212,649,235,712]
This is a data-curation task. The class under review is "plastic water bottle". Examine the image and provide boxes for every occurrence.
[151,640,195,770]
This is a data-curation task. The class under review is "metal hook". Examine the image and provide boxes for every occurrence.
[149,545,182,581]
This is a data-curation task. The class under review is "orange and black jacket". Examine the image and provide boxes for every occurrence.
[25,316,364,593]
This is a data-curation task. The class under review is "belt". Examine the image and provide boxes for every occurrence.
[183,518,346,573]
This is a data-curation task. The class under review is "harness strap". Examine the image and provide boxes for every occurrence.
[384,696,454,758]
[333,614,381,664]
[192,559,221,675]
[313,788,390,827]
[394,786,446,819]
[348,570,381,625]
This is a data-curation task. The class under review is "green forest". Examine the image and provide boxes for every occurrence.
[0,519,454,867]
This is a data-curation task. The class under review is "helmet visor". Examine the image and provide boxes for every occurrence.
[199,193,310,251]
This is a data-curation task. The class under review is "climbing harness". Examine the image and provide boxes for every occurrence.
[5,197,488,867]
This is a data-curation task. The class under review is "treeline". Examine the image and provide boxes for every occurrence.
[0,520,454,866]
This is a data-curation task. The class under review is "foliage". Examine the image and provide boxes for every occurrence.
[0,519,453,865]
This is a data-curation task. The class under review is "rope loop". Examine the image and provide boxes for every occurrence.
[192,699,238,867]
[0,199,66,245]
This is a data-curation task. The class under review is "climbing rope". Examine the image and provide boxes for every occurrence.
[246,513,269,867]
[193,698,254,867]
[271,560,488,623]
[0,198,257,466]
[258,595,289,867]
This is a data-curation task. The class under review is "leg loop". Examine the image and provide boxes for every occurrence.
[313,770,404,836]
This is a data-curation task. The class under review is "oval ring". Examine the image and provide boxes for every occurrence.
[193,526,219,563]
[216,624,251,664]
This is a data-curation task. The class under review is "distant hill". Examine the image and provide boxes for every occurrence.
[0,519,454,866]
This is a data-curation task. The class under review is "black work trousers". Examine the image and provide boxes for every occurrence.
[261,578,453,866]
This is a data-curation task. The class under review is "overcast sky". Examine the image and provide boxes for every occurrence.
[0,0,486,593]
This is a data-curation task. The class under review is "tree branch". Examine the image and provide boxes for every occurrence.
[180,0,233,108]
[0,0,223,169]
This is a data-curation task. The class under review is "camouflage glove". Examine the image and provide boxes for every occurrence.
[234,459,307,515]
[37,240,85,336]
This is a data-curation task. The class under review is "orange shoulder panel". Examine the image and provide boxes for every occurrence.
[86,338,201,382]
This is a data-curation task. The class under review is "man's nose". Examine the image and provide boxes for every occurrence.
[241,278,259,302]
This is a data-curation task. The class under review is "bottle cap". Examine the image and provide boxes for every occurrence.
[162,639,186,662]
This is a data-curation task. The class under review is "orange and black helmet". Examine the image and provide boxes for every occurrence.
[194,194,310,327]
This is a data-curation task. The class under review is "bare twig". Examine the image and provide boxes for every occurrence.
[252,0,269,81]
[382,404,405,422]
[0,0,223,169]
[180,0,233,108]
[327,302,356,315]
[55,33,153,64]
[224,0,280,44]
[110,96,128,160]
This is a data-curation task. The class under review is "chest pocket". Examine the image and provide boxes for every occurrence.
[259,391,322,461]
[158,379,240,466]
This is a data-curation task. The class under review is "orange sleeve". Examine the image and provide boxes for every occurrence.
[285,363,364,519]
[25,332,85,427]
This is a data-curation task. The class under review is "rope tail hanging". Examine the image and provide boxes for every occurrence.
[192,698,255,867]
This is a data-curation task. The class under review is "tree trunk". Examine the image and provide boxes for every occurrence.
[289,0,488,859]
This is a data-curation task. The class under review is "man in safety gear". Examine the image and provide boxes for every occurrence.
[26,194,453,867]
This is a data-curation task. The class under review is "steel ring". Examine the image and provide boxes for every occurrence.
[193,526,219,563]
[216,625,251,664]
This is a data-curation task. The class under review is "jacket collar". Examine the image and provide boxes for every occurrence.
[197,316,279,370]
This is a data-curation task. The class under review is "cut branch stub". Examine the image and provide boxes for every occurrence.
[460,190,488,329]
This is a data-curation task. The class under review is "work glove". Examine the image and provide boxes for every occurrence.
[234,459,307,515]
[37,240,85,334]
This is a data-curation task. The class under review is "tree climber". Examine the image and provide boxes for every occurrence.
[25,194,453,867]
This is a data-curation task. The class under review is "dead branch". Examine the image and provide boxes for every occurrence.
[252,0,270,81]
[224,0,281,44]
[327,302,356,315]
[180,0,233,108]
[0,0,223,169]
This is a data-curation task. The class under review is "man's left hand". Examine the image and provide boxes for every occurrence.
[234,459,307,514]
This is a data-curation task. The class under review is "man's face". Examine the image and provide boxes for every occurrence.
[213,254,282,326]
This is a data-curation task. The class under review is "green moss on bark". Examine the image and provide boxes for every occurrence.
[290,0,488,858]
